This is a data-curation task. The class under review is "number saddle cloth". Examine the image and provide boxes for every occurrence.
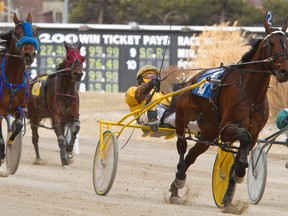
[191,67,229,125]
[31,75,48,98]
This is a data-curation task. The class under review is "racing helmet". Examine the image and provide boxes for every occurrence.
[136,65,159,85]
[276,108,288,129]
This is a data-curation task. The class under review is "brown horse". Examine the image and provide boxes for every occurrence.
[28,42,85,169]
[169,19,288,206]
[0,13,38,176]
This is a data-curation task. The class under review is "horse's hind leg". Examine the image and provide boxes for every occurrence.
[169,113,189,202]
[66,120,80,164]
[220,125,252,206]
[169,136,187,201]
[221,163,237,206]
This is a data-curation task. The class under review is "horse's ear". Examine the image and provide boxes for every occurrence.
[13,13,20,24]
[264,18,272,34]
[281,21,288,33]
[77,42,82,50]
[64,41,70,52]
[26,13,32,24]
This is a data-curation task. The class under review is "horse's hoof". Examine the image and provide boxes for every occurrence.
[169,196,182,204]
[67,153,74,164]
[0,166,9,177]
[62,165,70,170]
[33,159,45,165]
[222,198,232,207]
[68,157,74,164]
[233,172,244,183]
[285,162,288,169]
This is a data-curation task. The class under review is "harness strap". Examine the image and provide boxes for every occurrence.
[0,53,29,112]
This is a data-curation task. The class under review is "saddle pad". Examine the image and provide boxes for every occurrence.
[191,68,225,99]
[31,75,47,97]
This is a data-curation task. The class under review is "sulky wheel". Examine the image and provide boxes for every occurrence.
[93,130,118,196]
[212,149,235,208]
[6,119,23,175]
[247,145,267,204]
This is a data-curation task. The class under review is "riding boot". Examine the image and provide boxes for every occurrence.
[147,108,159,132]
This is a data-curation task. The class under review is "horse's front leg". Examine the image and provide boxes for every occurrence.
[66,120,80,164]
[0,119,4,163]
[53,120,69,168]
[0,119,9,177]
[7,115,24,145]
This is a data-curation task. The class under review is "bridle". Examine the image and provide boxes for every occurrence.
[262,30,288,72]
[64,48,85,72]
[13,20,39,55]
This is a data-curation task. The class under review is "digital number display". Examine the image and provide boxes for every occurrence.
[87,46,119,92]
[35,27,201,92]
[37,44,66,75]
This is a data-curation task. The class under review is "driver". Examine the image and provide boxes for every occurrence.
[125,65,199,133]
[276,108,288,139]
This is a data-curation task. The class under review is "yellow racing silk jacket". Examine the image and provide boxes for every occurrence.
[125,84,171,112]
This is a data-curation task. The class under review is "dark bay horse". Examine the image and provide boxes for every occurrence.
[169,19,288,206]
[0,13,38,177]
[28,42,85,169]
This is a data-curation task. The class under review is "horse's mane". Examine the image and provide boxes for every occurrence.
[56,61,66,71]
[0,28,13,53]
[240,37,262,63]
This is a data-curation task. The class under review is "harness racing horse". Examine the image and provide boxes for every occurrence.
[0,13,38,177]
[169,19,288,206]
[28,42,85,169]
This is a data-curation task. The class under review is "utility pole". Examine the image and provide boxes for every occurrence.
[63,0,68,23]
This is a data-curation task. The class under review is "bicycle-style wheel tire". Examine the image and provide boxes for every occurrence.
[212,150,234,208]
[247,145,267,204]
[93,130,118,196]
[6,131,23,175]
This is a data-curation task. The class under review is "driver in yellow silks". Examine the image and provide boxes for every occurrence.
[125,65,199,133]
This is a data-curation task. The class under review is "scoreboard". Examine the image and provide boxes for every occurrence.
[29,24,203,92]
[28,24,264,92]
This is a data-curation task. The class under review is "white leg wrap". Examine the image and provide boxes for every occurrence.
[173,178,186,189]
[233,172,244,183]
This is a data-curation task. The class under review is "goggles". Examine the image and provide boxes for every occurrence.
[143,72,157,79]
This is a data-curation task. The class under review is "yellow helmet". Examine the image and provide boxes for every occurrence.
[136,65,159,84]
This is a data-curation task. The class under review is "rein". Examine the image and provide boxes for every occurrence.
[161,57,275,82]
[0,52,22,58]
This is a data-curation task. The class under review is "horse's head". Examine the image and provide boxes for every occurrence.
[262,19,288,83]
[13,13,38,65]
[64,41,85,82]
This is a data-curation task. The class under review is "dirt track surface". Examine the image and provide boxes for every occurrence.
[1,92,288,216]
